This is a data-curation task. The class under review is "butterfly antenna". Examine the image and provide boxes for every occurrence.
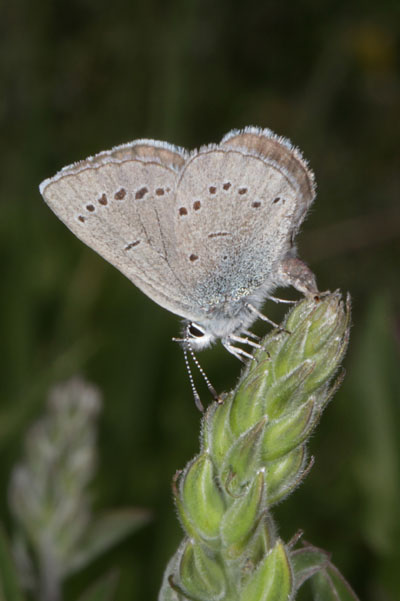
[183,346,204,412]
[187,343,219,403]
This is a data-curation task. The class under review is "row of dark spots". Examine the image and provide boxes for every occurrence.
[91,185,167,210]
[178,199,202,216]
[248,196,283,208]
[178,193,278,218]
[127,186,170,200]
[78,185,169,223]
[177,183,251,218]
[178,198,260,218]
[208,183,246,195]
[79,189,125,220]
[209,187,283,205]
[118,186,167,200]
[79,190,114,221]
[135,186,170,199]
[206,186,284,203]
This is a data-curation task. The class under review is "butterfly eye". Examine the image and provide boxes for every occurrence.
[188,323,205,338]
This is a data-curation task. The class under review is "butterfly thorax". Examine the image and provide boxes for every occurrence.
[184,284,270,351]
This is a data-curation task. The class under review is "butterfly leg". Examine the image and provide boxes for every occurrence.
[222,341,256,363]
[242,329,261,341]
[229,334,262,349]
[246,304,290,334]
[246,304,281,329]
[265,294,297,305]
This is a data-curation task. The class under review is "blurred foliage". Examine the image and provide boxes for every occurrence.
[0,0,399,599]
[2,378,149,601]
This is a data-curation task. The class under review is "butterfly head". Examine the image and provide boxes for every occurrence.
[172,322,216,352]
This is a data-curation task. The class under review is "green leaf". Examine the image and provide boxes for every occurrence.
[242,517,275,570]
[265,446,306,505]
[220,471,264,557]
[76,571,118,601]
[277,293,349,389]
[261,398,315,461]
[229,356,272,436]
[221,418,267,494]
[204,399,235,467]
[311,562,360,601]
[291,545,330,589]
[263,361,315,420]
[0,523,25,601]
[239,540,292,601]
[180,454,225,541]
[63,508,151,576]
[292,544,360,599]
[179,540,226,600]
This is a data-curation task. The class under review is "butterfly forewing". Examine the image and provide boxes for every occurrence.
[41,149,200,320]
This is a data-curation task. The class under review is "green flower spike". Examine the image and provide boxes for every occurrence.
[160,292,355,601]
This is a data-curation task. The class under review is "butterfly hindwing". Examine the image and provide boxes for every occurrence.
[172,142,309,309]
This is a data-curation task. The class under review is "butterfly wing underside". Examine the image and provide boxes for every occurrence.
[40,143,201,320]
[172,131,315,309]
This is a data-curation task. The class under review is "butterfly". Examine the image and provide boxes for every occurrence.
[40,126,318,407]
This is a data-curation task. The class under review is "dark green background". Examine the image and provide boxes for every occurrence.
[1,1,399,599]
